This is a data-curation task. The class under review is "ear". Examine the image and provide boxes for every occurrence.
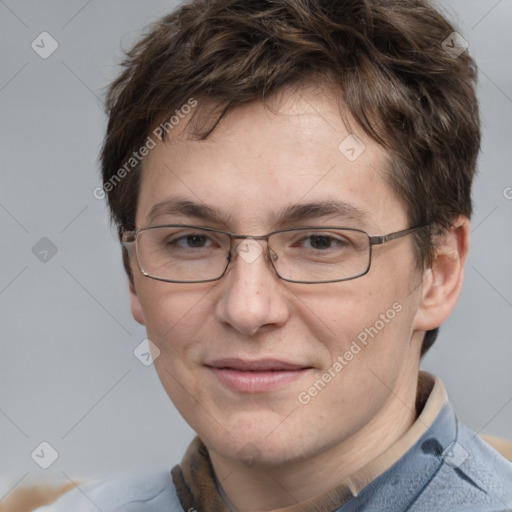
[129,279,146,325]
[413,217,470,332]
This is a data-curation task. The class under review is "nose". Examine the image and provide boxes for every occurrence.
[214,238,291,336]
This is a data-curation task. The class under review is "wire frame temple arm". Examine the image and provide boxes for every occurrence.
[368,226,426,246]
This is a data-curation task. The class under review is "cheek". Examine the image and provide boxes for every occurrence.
[294,295,415,422]
[294,271,418,380]
[135,280,211,354]
[296,284,397,342]
[137,284,215,421]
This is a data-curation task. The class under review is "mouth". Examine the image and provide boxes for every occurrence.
[205,358,312,393]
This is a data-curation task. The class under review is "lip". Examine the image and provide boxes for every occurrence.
[205,358,312,393]
[206,358,308,371]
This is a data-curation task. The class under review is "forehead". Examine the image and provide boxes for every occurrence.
[137,85,406,233]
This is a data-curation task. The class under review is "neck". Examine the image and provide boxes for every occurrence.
[209,367,420,511]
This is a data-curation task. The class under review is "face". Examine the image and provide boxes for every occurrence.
[129,85,426,467]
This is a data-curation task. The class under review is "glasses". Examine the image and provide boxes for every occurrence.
[122,224,426,284]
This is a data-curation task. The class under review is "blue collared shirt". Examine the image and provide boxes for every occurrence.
[35,399,512,511]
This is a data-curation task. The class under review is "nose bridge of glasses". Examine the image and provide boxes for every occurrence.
[231,236,276,266]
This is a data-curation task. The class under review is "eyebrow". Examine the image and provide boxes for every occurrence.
[147,198,234,226]
[146,197,370,229]
[277,201,368,226]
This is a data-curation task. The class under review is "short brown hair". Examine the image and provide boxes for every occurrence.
[101,0,480,355]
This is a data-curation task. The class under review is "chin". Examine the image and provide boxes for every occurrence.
[222,437,302,468]
[200,412,320,467]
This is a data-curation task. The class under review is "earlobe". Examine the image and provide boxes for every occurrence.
[129,280,146,325]
[413,217,470,332]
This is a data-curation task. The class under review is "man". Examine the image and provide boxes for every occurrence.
[36,0,512,510]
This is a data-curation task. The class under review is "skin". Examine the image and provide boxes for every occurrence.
[128,84,469,511]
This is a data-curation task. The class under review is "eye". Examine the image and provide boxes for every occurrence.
[173,233,212,249]
[305,235,335,250]
[297,233,350,251]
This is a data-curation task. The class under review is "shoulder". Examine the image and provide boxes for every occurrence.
[353,400,512,512]
[412,420,512,511]
[33,469,184,512]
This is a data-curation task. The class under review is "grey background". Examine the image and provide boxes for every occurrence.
[1,0,511,496]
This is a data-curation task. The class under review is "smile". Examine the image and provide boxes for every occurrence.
[205,358,312,393]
